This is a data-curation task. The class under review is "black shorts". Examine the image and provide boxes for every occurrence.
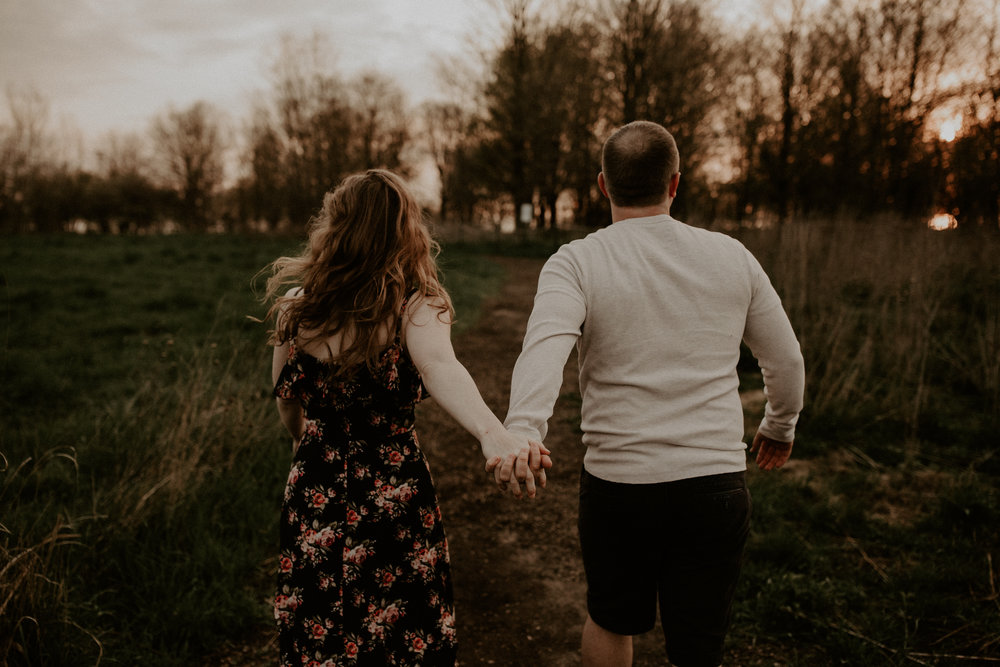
[578,467,751,667]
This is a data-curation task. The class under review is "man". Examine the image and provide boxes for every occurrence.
[503,120,805,667]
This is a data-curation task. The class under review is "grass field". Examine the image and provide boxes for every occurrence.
[1,225,998,665]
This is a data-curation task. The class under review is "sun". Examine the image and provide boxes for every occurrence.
[928,213,958,231]
[938,114,961,142]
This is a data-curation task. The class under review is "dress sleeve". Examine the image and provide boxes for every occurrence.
[273,344,305,401]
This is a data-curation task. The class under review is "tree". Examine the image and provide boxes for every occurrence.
[0,87,50,232]
[151,101,225,229]
[269,32,349,224]
[239,106,286,227]
[350,72,409,171]
[419,101,473,222]
[602,0,728,220]
[478,0,537,228]
[91,131,165,233]
[528,15,607,228]
[951,0,1000,231]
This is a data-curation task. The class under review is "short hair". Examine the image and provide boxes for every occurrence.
[601,121,680,207]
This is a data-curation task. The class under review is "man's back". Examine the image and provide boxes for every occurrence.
[506,214,803,484]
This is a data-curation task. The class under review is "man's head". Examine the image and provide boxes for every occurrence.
[600,121,680,208]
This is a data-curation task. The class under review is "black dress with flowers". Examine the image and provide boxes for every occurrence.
[272,309,457,666]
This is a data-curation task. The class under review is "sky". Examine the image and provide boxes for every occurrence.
[0,0,492,144]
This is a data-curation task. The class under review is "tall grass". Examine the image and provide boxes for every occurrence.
[738,222,999,461]
[0,234,503,665]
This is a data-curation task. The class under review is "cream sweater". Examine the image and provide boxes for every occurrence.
[504,214,805,484]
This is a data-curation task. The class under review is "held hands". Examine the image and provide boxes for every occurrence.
[750,431,793,471]
[481,429,552,499]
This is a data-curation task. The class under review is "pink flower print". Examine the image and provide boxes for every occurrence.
[388,450,403,466]
[397,484,414,502]
[305,420,320,436]
[421,510,435,528]
[344,642,359,658]
[441,611,456,640]
[311,492,327,508]
[345,544,368,564]
[383,603,401,624]
[381,570,395,587]
[310,526,337,548]
[411,636,426,654]
[309,623,326,640]
[346,508,360,526]
[279,556,293,573]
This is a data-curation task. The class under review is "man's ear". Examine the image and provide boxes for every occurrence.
[597,172,609,199]
[668,172,681,199]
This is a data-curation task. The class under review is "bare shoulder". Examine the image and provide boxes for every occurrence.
[405,293,452,326]
[275,287,303,330]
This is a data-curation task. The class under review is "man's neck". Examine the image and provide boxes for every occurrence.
[609,202,671,223]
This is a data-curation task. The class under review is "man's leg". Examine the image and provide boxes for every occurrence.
[582,614,632,667]
[578,468,659,666]
[659,472,751,667]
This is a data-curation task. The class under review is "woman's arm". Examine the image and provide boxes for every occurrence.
[272,337,305,453]
[404,295,550,498]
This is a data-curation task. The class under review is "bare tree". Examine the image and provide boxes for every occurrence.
[0,86,50,232]
[479,0,538,228]
[601,0,728,219]
[151,101,225,229]
[419,101,473,222]
[265,32,355,224]
[349,72,409,171]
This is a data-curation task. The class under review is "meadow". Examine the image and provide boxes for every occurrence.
[1,223,998,665]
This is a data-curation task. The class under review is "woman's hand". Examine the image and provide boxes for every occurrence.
[482,429,552,499]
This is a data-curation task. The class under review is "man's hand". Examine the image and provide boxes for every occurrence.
[483,434,552,499]
[750,432,793,470]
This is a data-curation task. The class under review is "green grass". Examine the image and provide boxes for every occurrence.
[0,233,503,666]
[2,226,998,665]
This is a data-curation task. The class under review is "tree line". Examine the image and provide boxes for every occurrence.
[1,0,998,234]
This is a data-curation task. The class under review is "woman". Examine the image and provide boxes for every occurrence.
[261,169,548,666]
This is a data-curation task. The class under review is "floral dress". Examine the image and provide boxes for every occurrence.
[272,308,457,666]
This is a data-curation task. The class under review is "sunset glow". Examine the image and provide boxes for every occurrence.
[938,115,961,142]
[928,213,958,230]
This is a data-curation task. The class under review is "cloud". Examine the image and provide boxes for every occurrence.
[0,0,485,140]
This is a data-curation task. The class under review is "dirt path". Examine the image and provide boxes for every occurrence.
[419,256,592,666]
[213,256,699,665]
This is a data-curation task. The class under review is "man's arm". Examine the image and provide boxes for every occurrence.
[505,251,587,446]
[741,255,805,464]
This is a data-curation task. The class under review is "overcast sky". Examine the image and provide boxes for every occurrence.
[0,0,491,143]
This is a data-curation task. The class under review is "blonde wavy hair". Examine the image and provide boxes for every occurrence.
[261,169,453,369]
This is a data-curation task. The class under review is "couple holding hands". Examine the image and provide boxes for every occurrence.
[263,121,804,667]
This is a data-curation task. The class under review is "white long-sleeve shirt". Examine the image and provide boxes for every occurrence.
[504,214,805,484]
